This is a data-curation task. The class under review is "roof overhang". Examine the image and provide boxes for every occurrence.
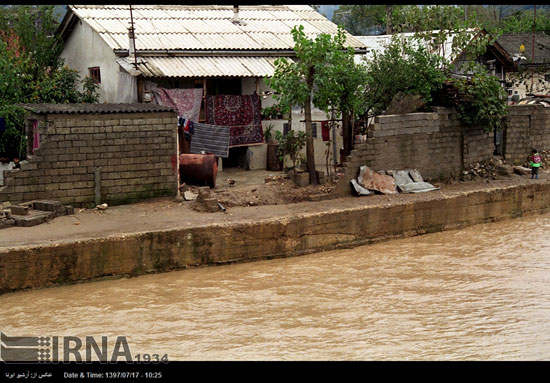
[451,29,518,72]
[117,55,293,78]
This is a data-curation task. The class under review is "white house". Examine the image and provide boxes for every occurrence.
[56,5,367,170]
[355,29,516,84]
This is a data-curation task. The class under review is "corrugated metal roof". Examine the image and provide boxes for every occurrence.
[20,103,175,114]
[125,56,288,78]
[68,4,366,51]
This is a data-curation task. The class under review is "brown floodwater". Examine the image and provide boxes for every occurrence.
[1,214,550,361]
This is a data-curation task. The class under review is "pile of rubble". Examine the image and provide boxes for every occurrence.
[460,158,519,181]
[534,149,550,169]
[1,200,74,229]
[460,157,540,181]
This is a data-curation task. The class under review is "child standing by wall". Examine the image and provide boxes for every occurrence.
[529,148,542,179]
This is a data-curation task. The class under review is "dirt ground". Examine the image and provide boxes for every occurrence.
[1,165,547,249]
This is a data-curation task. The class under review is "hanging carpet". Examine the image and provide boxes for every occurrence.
[154,87,203,122]
[205,94,264,147]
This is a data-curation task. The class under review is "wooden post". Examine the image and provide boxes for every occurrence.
[94,167,101,205]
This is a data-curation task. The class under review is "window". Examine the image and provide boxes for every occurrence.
[89,66,101,83]
[312,122,317,138]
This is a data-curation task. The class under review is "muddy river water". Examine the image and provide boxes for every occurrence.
[1,214,550,361]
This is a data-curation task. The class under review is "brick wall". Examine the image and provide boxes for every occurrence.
[0,112,178,207]
[505,105,550,165]
[333,108,494,195]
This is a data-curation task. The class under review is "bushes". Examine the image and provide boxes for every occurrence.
[0,5,100,159]
[363,36,447,118]
[449,69,508,132]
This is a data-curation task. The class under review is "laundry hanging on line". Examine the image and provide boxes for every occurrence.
[205,94,264,147]
[181,118,231,158]
[154,87,203,122]
[178,116,195,140]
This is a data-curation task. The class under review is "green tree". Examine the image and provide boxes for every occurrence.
[450,66,509,132]
[266,25,344,185]
[313,27,368,157]
[362,36,447,119]
[332,5,406,36]
[0,5,99,159]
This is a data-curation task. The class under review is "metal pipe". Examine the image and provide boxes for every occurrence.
[129,5,138,69]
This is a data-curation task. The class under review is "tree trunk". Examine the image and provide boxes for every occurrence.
[386,5,393,35]
[304,93,318,185]
[342,110,352,158]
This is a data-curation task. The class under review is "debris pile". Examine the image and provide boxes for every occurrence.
[351,166,438,196]
[512,94,550,107]
[460,158,515,181]
[528,149,550,169]
[1,200,74,229]
[192,187,225,213]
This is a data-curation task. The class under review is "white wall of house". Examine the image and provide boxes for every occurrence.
[507,69,550,99]
[60,20,121,102]
[243,77,344,172]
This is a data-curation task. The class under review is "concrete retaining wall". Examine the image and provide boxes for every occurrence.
[1,181,549,294]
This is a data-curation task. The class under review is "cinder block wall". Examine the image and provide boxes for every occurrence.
[505,105,550,165]
[0,112,178,207]
[332,108,494,195]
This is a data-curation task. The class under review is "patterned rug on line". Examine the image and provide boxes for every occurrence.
[154,87,203,122]
[205,94,264,147]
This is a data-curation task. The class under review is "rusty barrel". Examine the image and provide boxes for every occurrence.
[179,153,218,187]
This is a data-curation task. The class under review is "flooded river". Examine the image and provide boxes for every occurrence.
[1,214,550,361]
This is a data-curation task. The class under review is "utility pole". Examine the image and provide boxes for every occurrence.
[386,5,393,35]
[531,5,537,92]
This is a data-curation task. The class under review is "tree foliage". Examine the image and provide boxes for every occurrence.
[311,27,369,156]
[362,36,447,119]
[276,130,307,171]
[332,5,396,36]
[333,4,550,36]
[450,68,509,132]
[266,25,353,184]
[0,5,99,159]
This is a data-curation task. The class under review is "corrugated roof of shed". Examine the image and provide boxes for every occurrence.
[20,103,175,114]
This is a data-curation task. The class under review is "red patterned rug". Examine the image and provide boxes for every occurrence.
[154,87,203,122]
[205,94,264,147]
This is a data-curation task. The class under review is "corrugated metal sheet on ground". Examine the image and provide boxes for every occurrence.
[131,56,288,78]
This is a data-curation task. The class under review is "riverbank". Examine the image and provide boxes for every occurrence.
[1,174,549,294]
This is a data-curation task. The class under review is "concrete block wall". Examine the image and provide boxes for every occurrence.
[0,112,178,207]
[463,124,494,166]
[505,105,550,165]
[333,108,493,196]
